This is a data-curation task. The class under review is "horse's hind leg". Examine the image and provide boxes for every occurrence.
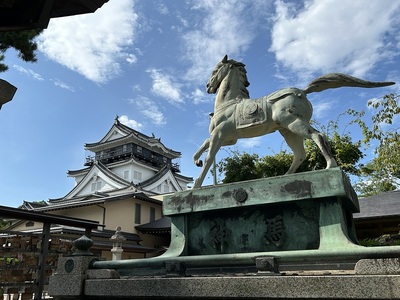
[286,120,337,169]
[310,130,337,169]
[279,129,306,174]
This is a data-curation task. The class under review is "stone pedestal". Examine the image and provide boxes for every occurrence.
[49,168,400,299]
[84,275,400,299]
[48,256,97,298]
[92,168,400,276]
[111,247,123,261]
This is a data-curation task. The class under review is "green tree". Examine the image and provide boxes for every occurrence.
[217,151,260,184]
[0,218,11,229]
[350,94,400,196]
[303,118,364,175]
[256,151,301,178]
[0,29,42,72]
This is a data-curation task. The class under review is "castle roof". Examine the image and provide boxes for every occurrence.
[84,118,181,159]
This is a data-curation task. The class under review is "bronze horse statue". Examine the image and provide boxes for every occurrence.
[193,55,395,188]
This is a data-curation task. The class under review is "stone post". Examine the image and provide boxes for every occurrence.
[48,235,97,299]
[110,226,126,261]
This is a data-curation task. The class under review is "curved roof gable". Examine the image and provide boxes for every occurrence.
[84,118,181,159]
[51,161,131,202]
[138,165,184,193]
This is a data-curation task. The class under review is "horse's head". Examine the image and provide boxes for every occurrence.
[206,55,231,94]
[206,55,250,95]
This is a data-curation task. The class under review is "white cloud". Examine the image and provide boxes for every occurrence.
[13,65,44,81]
[270,0,400,78]
[52,79,75,92]
[131,96,166,126]
[313,100,336,119]
[37,0,138,83]
[238,137,263,149]
[182,0,271,83]
[118,115,143,131]
[126,54,137,64]
[157,3,169,15]
[147,68,184,104]
[192,88,211,105]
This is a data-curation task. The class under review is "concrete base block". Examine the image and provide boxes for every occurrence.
[84,275,400,299]
[48,256,98,298]
[355,258,400,275]
[86,269,120,279]
[48,274,88,297]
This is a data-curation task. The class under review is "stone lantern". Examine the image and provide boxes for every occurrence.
[110,226,126,261]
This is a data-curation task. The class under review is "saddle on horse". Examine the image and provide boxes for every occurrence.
[235,88,300,129]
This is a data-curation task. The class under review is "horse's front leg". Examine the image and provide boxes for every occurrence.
[193,134,224,188]
[193,138,210,167]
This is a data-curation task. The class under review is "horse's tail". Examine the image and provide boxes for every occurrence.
[303,73,395,94]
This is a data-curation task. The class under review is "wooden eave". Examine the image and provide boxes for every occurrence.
[43,192,161,212]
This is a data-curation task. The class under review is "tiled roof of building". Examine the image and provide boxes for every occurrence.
[135,216,171,232]
[138,165,170,187]
[21,200,48,210]
[353,190,400,219]
[33,192,161,212]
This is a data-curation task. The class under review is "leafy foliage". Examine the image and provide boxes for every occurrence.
[217,152,260,184]
[0,218,11,229]
[350,94,400,196]
[303,120,364,175]
[0,29,42,72]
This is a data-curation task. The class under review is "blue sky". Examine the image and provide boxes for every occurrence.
[1,0,400,207]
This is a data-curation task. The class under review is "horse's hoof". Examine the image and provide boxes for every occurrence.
[195,160,203,167]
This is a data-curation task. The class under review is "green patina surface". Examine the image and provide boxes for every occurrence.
[187,201,320,255]
[91,168,400,274]
[164,167,358,215]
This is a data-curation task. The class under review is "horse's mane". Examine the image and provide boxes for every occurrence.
[226,59,250,98]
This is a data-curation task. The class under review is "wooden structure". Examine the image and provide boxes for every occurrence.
[0,0,109,31]
[354,190,400,239]
[0,205,101,300]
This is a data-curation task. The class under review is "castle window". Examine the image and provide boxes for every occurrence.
[137,146,142,153]
[150,207,156,222]
[134,171,142,181]
[91,181,102,192]
[124,170,130,180]
[164,185,169,193]
[26,221,34,227]
[123,145,127,152]
[135,203,141,224]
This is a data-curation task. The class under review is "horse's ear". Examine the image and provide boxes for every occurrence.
[222,55,228,63]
